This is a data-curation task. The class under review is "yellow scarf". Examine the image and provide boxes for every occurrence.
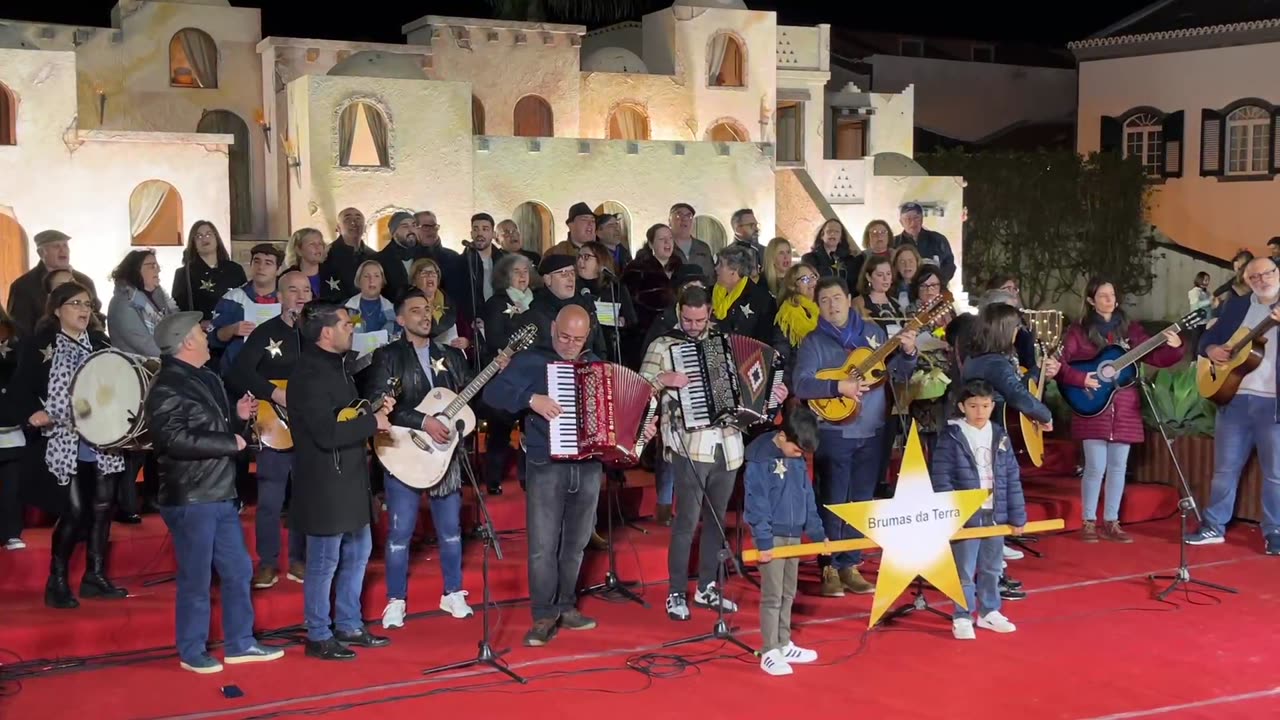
[712,278,748,321]
[775,295,819,347]
[428,290,447,323]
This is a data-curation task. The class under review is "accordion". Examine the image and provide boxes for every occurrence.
[669,333,784,432]
[546,361,659,467]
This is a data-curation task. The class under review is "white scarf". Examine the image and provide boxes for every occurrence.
[44,333,125,485]
[506,286,533,311]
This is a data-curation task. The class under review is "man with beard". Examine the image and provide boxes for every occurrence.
[728,208,764,281]
[530,254,606,356]
[460,213,505,343]
[374,212,419,300]
[289,301,394,660]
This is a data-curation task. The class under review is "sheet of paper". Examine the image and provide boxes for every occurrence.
[596,301,620,327]
[353,330,389,356]
[251,303,281,326]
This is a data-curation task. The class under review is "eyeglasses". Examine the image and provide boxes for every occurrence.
[671,211,694,220]
[62,299,93,308]
[797,274,818,285]
[1247,268,1278,283]
[920,281,942,290]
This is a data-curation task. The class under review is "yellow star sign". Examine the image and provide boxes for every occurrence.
[827,422,990,628]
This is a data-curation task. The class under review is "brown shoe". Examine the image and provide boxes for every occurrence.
[1101,521,1133,544]
[1080,520,1099,543]
[252,565,278,589]
[287,561,306,583]
[819,566,845,597]
[839,567,875,594]
[655,504,673,526]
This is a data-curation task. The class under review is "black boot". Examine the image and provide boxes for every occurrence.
[80,507,128,599]
[45,555,79,609]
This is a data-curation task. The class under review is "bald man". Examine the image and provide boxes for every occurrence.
[484,304,605,647]
[1192,255,1280,554]
[321,207,375,300]
[229,269,314,589]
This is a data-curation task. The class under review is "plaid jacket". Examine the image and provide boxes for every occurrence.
[639,331,745,471]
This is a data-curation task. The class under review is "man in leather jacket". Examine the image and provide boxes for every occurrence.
[145,312,284,674]
[364,287,506,629]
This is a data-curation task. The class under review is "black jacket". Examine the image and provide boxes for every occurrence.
[323,239,376,300]
[228,315,301,399]
[479,292,535,367]
[171,256,248,320]
[365,336,473,496]
[528,287,607,357]
[373,241,417,301]
[286,345,378,535]
[145,356,244,506]
[6,263,99,337]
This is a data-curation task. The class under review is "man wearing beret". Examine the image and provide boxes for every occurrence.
[6,230,98,336]
[145,312,284,673]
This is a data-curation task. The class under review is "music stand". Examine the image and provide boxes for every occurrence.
[880,577,950,625]
[422,432,526,684]
[1138,374,1238,601]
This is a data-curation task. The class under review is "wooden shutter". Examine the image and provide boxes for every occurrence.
[1099,115,1122,154]
[1161,110,1184,178]
[1200,108,1224,176]
[1271,106,1280,174]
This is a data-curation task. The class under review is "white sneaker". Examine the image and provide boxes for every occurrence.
[952,618,976,640]
[977,611,1016,633]
[781,642,817,664]
[1003,544,1023,560]
[693,582,738,613]
[4,538,25,550]
[759,649,793,676]
[381,598,406,629]
[440,590,474,619]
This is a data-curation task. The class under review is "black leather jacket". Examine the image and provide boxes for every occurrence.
[144,355,244,506]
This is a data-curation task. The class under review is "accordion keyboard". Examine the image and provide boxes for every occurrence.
[548,363,579,456]
[671,343,710,428]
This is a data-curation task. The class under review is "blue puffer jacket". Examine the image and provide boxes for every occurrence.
[743,431,826,551]
[931,419,1027,527]
[961,353,1052,425]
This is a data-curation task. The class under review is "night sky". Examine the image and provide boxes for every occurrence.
[6,0,1158,47]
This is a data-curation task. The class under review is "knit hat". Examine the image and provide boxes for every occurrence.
[389,211,415,232]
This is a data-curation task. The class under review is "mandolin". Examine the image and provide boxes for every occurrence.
[337,375,401,422]
[1196,308,1279,405]
[1060,308,1206,417]
[807,294,954,423]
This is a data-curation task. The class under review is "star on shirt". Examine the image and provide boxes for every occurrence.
[773,458,786,478]
[867,335,881,349]
[266,339,283,358]
[199,279,216,292]
[0,339,10,360]
[431,356,447,374]
[40,344,53,363]
[211,310,221,321]
[503,303,521,317]
[739,305,753,318]
[326,277,341,291]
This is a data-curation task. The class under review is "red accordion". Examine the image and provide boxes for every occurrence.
[546,361,658,467]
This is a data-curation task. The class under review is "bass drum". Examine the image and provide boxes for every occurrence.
[70,349,159,450]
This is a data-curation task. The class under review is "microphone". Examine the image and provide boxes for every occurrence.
[599,266,618,280]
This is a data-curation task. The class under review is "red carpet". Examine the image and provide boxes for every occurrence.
[4,517,1278,720]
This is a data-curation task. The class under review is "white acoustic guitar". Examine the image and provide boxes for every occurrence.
[374,324,538,489]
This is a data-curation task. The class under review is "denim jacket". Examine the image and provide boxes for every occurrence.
[743,431,826,551]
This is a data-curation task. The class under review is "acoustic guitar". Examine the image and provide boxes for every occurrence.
[253,380,292,451]
[337,376,401,422]
[1007,310,1063,468]
[1196,309,1280,404]
[375,324,538,490]
[1060,308,1206,417]
[807,294,954,423]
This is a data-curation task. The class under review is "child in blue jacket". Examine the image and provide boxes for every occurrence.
[932,379,1028,641]
[744,405,830,677]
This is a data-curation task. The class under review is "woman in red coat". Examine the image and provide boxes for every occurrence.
[1057,278,1184,543]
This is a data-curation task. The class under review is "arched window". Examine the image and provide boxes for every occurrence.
[129,181,184,247]
[337,100,390,168]
[1123,113,1163,177]
[694,215,728,252]
[514,95,554,138]
[0,82,14,145]
[169,28,218,89]
[707,32,745,87]
[1226,105,1271,176]
[472,96,486,135]
[707,121,747,143]
[513,201,555,252]
[606,104,650,141]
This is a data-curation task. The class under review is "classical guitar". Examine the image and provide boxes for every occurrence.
[807,294,954,423]
[253,379,292,451]
[1196,308,1280,404]
[1059,308,1206,417]
[375,324,539,490]
[1009,310,1064,468]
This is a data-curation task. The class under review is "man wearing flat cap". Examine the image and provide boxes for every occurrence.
[529,253,606,356]
[373,211,419,301]
[144,312,284,673]
[6,230,99,336]
[894,202,956,284]
[545,202,598,258]
[594,212,632,269]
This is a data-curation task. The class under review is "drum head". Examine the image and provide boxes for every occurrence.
[72,351,147,447]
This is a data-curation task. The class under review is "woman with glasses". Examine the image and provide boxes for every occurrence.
[903,267,953,458]
[171,221,245,322]
[409,258,467,351]
[773,263,820,395]
[575,241,636,365]
[12,283,130,608]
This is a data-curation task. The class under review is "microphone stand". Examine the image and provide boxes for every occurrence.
[422,427,526,684]
[1139,374,1238,601]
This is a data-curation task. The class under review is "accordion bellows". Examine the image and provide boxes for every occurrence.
[547,361,658,466]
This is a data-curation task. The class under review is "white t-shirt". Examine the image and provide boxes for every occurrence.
[954,419,995,509]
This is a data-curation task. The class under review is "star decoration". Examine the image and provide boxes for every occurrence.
[826,422,989,628]
[200,279,216,292]
[266,338,283,358]
[326,277,341,291]
[40,344,54,363]
[772,458,786,478]
[866,335,881,349]
[431,356,447,374]
[0,339,10,360]
[503,303,521,317]
[211,310,221,321]
[739,304,753,317]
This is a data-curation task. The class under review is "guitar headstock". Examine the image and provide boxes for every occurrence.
[905,292,955,332]
[1023,309,1065,354]
[384,375,402,397]
[1176,307,1209,332]
[508,324,539,354]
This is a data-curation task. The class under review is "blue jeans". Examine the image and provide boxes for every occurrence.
[654,456,675,505]
[815,430,885,568]
[951,510,1003,620]
[383,473,463,599]
[525,456,601,621]
[159,500,256,663]
[1081,440,1131,522]
[256,448,305,569]
[304,525,372,642]
[1205,394,1280,536]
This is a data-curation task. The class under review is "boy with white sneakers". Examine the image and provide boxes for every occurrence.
[744,405,830,676]
[931,380,1026,641]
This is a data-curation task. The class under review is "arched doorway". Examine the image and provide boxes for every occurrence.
[0,212,27,304]
[197,110,252,236]
[606,105,650,141]
[129,180,184,247]
[513,201,554,253]
[593,201,632,253]
[695,215,728,252]
[373,214,393,250]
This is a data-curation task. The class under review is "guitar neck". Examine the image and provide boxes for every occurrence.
[856,333,906,375]
[1230,316,1280,355]
[443,355,503,417]
[1111,323,1180,373]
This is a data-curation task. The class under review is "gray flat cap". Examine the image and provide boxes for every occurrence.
[154,311,204,355]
